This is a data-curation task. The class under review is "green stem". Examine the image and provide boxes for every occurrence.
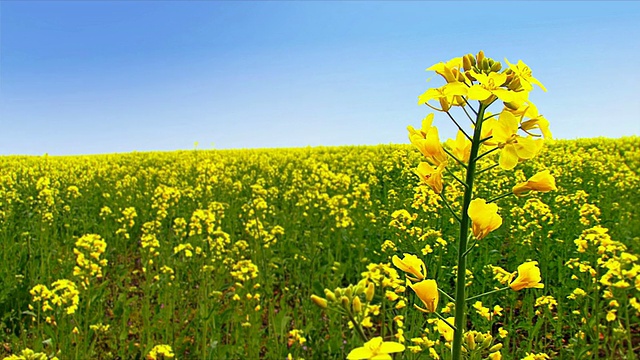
[487,192,514,204]
[476,147,499,162]
[445,111,473,141]
[346,309,368,342]
[462,236,478,258]
[439,287,456,303]
[466,287,510,302]
[462,98,478,118]
[439,193,461,224]
[476,163,499,175]
[624,302,634,358]
[443,147,469,170]
[434,311,457,331]
[461,103,476,123]
[451,103,487,360]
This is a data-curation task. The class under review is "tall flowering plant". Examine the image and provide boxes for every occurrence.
[311,51,556,359]
[401,51,555,359]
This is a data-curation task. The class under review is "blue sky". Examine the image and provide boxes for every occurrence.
[1,1,639,155]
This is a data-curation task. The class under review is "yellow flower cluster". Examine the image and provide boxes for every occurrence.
[3,348,59,360]
[146,344,175,359]
[30,279,80,316]
[73,233,108,288]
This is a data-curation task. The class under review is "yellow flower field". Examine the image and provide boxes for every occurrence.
[0,135,638,359]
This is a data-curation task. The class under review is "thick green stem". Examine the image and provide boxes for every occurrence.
[451,103,487,360]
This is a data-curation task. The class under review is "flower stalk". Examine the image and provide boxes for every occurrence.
[451,103,488,360]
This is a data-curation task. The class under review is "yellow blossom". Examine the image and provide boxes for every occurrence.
[415,162,445,194]
[468,71,524,104]
[437,317,456,342]
[392,253,427,282]
[411,279,439,313]
[407,114,448,166]
[505,59,547,92]
[468,198,502,240]
[513,170,557,196]
[346,337,405,360]
[147,344,175,359]
[446,130,472,163]
[510,261,544,291]
[483,111,543,170]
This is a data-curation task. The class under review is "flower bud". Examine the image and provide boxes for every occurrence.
[469,53,476,66]
[466,332,476,350]
[481,334,493,349]
[310,295,328,309]
[477,50,485,64]
[341,296,350,309]
[491,61,502,72]
[481,58,490,71]
[463,55,472,71]
[345,286,352,299]
[365,282,375,302]
[352,296,362,313]
[324,289,337,302]
[489,343,503,352]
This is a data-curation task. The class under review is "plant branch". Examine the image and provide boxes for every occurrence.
[445,111,473,141]
[439,193,461,224]
[466,287,510,302]
[487,192,514,204]
[477,163,499,175]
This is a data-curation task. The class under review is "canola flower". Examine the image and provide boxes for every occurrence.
[3,349,59,360]
[346,337,405,360]
[437,317,456,342]
[468,198,503,240]
[146,344,175,359]
[510,261,544,291]
[512,170,557,197]
[410,279,439,313]
[392,253,427,282]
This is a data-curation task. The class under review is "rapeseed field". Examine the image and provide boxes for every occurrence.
[1,52,638,359]
[0,138,638,359]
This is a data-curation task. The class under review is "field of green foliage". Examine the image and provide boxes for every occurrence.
[0,137,639,359]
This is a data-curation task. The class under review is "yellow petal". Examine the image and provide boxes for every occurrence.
[467,85,492,101]
[499,146,519,170]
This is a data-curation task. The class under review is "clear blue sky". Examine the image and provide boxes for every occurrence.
[1,1,639,155]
